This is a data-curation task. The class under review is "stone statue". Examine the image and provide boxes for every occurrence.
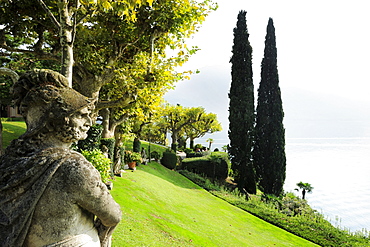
[0,69,121,247]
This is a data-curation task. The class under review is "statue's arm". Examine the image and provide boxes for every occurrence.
[67,156,122,227]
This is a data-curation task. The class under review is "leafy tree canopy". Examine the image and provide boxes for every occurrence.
[183,112,222,149]
[1,0,217,140]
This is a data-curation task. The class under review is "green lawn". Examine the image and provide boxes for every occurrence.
[0,121,320,246]
[1,121,26,148]
[110,162,317,246]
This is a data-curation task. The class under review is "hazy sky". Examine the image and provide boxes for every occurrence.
[165,0,370,146]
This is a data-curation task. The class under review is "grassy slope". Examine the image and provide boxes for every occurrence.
[111,163,317,247]
[1,122,317,245]
[1,121,26,148]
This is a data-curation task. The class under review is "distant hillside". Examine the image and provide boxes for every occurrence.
[110,162,317,246]
[165,65,370,141]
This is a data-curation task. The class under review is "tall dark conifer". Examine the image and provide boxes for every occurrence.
[228,10,256,195]
[254,18,286,196]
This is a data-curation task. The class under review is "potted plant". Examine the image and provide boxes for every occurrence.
[124,151,142,170]
[150,151,161,162]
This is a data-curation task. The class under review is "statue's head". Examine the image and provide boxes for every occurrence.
[12,69,94,143]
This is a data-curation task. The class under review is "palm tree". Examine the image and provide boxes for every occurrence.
[206,138,214,150]
[295,182,314,200]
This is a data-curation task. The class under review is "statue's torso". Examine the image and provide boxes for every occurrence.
[24,151,102,246]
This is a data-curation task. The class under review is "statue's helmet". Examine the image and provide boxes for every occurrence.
[12,69,94,136]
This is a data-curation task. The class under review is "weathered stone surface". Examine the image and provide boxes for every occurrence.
[0,69,121,247]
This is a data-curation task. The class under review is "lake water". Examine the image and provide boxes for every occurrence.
[284,138,370,233]
[198,136,370,233]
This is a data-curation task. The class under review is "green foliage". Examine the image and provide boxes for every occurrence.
[194,143,203,150]
[150,150,161,161]
[280,192,314,217]
[0,75,13,107]
[228,10,256,194]
[81,149,111,183]
[124,150,143,163]
[77,125,103,152]
[180,152,230,180]
[183,113,222,147]
[254,18,286,196]
[186,150,210,158]
[77,0,217,138]
[0,0,217,141]
[160,104,213,151]
[101,138,116,161]
[160,151,178,169]
[296,182,314,200]
[133,138,141,153]
[183,148,194,155]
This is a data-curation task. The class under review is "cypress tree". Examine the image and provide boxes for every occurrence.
[254,18,286,196]
[228,10,256,195]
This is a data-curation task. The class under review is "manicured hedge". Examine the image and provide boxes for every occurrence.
[133,138,141,153]
[181,152,230,180]
[161,151,177,170]
[186,150,211,158]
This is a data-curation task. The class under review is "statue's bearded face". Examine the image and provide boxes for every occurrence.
[54,106,92,143]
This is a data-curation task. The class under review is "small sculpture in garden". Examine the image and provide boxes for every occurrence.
[113,147,122,176]
[141,147,148,165]
[0,69,121,247]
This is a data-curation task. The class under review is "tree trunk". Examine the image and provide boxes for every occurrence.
[60,35,73,87]
[302,189,306,200]
[101,108,114,139]
[208,142,212,150]
[59,1,74,87]
[189,138,195,149]
[171,132,178,151]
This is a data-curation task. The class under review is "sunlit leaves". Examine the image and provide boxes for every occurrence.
[184,112,222,141]
[101,0,112,10]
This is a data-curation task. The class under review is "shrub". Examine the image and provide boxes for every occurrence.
[194,144,203,150]
[186,150,211,158]
[150,150,161,161]
[133,138,141,153]
[183,148,194,155]
[181,152,229,180]
[77,125,103,151]
[180,171,370,247]
[124,150,142,163]
[161,150,177,169]
[82,149,111,183]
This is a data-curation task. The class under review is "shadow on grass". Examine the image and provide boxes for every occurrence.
[135,162,201,190]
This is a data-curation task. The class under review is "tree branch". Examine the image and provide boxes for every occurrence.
[36,0,61,30]
[0,44,60,61]
[110,113,130,130]
[96,93,137,111]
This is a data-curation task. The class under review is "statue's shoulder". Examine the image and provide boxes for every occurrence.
[55,149,100,182]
